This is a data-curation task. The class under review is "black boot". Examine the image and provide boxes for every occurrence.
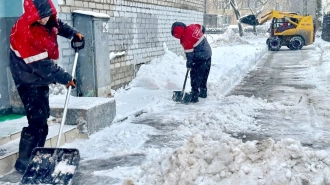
[15,127,40,173]
[37,125,48,147]
[199,88,207,98]
[190,91,199,103]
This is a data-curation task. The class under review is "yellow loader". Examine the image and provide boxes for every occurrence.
[240,10,315,51]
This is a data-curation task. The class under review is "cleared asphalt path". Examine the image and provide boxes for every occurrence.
[228,45,330,152]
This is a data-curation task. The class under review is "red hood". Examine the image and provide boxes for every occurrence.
[171,22,186,39]
[172,26,185,39]
[23,0,57,25]
[10,0,59,62]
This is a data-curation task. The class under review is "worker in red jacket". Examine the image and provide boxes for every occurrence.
[9,0,83,173]
[171,22,212,103]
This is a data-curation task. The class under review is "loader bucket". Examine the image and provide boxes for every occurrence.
[21,147,80,185]
[239,15,259,26]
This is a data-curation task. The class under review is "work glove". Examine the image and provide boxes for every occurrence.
[66,79,76,89]
[72,33,84,42]
[186,60,193,69]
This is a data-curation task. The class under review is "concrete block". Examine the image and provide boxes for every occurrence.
[64,129,79,143]
[45,139,52,147]
[49,96,116,135]
[10,132,20,141]
[89,2,96,8]
[0,137,10,146]
[61,7,71,13]
[66,0,74,6]
[0,153,17,175]
[50,134,62,147]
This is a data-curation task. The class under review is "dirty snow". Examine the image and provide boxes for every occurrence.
[2,29,330,185]
[63,30,330,185]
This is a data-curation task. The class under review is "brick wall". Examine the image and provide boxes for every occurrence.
[57,0,204,90]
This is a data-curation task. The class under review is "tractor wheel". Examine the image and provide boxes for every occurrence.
[289,36,304,50]
[267,37,281,51]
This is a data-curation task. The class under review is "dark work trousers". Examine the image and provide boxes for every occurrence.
[14,85,50,172]
[190,57,211,93]
[16,85,50,136]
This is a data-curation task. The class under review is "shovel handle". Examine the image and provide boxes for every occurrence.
[181,69,189,94]
[56,47,81,148]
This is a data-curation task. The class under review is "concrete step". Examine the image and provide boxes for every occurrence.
[0,115,27,146]
[0,95,116,176]
[0,123,88,176]
[49,96,116,135]
[11,96,116,135]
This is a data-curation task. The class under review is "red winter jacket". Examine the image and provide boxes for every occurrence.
[171,22,212,68]
[10,0,59,61]
[9,0,78,86]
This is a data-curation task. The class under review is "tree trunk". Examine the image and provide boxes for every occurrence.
[233,9,244,36]
[315,0,322,30]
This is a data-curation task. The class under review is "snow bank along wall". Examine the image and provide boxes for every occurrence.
[58,0,204,90]
[0,0,203,115]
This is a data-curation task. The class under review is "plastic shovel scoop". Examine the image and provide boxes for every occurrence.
[21,148,80,184]
[172,69,190,102]
[20,38,84,185]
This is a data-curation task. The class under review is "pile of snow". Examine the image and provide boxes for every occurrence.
[53,160,77,175]
[137,135,330,184]
[211,28,250,47]
[128,43,186,91]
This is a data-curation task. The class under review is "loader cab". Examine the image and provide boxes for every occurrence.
[272,17,297,34]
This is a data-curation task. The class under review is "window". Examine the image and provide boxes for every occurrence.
[242,0,249,9]
[217,15,231,27]
[217,1,230,10]
[224,16,231,25]
[254,1,259,8]
[275,3,280,10]
[242,0,258,9]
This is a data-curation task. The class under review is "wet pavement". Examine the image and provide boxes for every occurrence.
[72,153,146,185]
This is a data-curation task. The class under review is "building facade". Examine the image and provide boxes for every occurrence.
[0,0,204,115]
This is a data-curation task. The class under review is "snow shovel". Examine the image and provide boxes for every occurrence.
[239,14,259,26]
[172,69,192,103]
[20,38,85,185]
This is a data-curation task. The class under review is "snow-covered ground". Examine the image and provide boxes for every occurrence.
[3,29,330,185]
[62,29,330,185]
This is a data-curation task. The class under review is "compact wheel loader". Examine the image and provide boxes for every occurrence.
[240,10,315,51]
